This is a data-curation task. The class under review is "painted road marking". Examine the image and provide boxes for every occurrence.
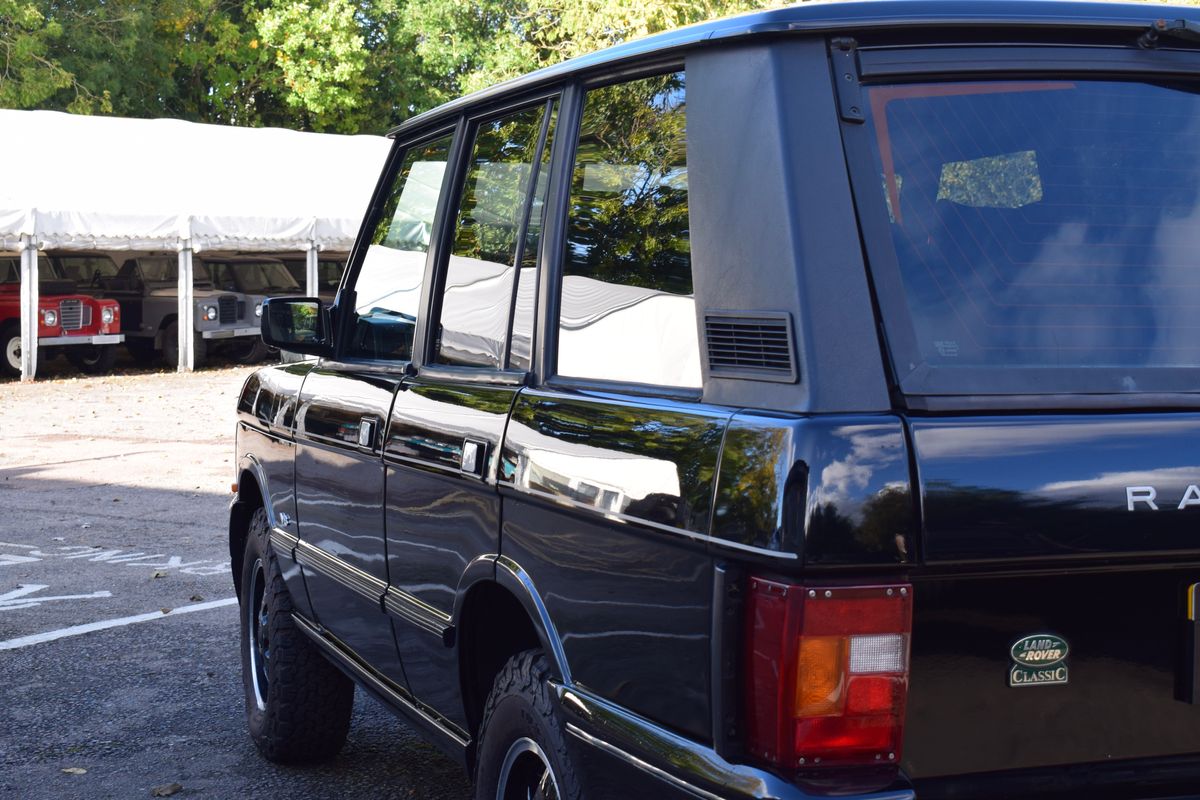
[0,541,228,576]
[0,597,239,651]
[0,584,113,611]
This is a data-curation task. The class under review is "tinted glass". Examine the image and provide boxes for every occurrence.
[509,105,557,372]
[435,104,550,369]
[557,72,700,389]
[350,134,453,361]
[863,80,1200,394]
[210,261,299,294]
[57,255,117,284]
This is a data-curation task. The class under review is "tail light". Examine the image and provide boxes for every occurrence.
[745,577,912,770]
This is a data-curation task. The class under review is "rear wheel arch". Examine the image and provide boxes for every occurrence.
[455,579,544,750]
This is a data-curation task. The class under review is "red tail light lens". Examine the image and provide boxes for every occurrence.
[745,578,912,770]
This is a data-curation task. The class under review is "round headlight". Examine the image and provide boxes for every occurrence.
[255,303,263,318]
[203,305,218,321]
[101,306,115,324]
[42,309,57,326]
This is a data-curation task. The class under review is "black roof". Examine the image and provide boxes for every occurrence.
[391,0,1195,136]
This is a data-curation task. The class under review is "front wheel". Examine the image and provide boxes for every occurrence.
[226,336,271,364]
[1,323,20,377]
[162,322,207,369]
[239,507,354,762]
[66,345,118,375]
[474,651,582,800]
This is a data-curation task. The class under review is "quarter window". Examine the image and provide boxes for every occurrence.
[556,72,700,389]
[349,133,454,361]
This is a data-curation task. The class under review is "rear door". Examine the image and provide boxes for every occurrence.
[497,70,729,743]
[383,96,559,733]
[837,42,1200,789]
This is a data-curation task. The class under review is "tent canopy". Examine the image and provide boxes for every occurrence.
[0,110,391,252]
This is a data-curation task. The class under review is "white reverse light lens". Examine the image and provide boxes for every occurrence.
[849,634,906,674]
[42,309,57,326]
[101,307,115,324]
[255,303,263,318]
[203,305,218,321]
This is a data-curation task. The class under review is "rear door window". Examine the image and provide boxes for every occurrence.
[859,79,1200,395]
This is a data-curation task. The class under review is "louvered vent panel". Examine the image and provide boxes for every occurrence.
[704,312,797,383]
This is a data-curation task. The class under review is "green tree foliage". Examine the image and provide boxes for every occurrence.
[0,0,795,132]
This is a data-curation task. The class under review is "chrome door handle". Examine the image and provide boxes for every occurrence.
[358,417,376,449]
[461,438,487,476]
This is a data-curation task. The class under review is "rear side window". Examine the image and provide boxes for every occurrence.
[861,79,1200,395]
[555,71,700,389]
[433,101,556,369]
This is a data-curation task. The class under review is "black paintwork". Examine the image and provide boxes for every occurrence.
[228,4,1200,799]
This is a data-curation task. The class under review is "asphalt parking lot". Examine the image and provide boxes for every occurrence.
[0,361,471,799]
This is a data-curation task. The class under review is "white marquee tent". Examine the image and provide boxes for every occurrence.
[0,109,391,379]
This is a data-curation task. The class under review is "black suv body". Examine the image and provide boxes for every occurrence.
[229,3,1200,797]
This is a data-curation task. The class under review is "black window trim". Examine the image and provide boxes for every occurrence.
[837,41,1200,409]
[422,89,562,377]
[536,60,703,401]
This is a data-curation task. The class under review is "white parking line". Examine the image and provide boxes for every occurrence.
[0,597,239,651]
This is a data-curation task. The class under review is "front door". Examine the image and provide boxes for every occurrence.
[291,129,459,691]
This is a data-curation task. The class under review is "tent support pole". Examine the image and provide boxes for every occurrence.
[177,243,195,373]
[306,240,319,297]
[19,234,38,382]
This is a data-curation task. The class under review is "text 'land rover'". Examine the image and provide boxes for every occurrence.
[229,3,1200,797]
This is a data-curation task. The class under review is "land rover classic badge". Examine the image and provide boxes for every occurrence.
[1009,634,1069,687]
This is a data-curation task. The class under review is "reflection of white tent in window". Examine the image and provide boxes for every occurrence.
[558,275,700,388]
[436,264,699,386]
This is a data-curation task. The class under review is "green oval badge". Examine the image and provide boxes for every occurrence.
[1011,634,1068,667]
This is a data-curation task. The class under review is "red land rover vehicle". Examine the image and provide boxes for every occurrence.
[1,255,123,377]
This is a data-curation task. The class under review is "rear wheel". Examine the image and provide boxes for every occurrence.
[162,322,206,369]
[474,651,582,800]
[240,507,354,762]
[66,345,118,375]
[1,323,20,377]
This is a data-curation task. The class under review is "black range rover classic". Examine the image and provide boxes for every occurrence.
[229,3,1200,797]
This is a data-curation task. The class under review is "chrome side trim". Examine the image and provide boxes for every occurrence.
[512,486,799,560]
[384,586,454,642]
[496,555,573,687]
[293,540,386,605]
[566,722,723,800]
[558,685,913,800]
[383,451,463,477]
[291,612,470,750]
[269,526,299,561]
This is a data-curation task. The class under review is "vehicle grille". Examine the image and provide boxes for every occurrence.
[218,295,237,324]
[704,312,797,383]
[58,299,90,331]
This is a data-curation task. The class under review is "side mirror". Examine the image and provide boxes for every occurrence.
[261,297,333,358]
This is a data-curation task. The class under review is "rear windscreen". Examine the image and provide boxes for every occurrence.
[861,80,1200,396]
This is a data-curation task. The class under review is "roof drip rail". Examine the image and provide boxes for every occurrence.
[1138,18,1200,49]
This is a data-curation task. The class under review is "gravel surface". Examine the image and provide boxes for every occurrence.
[0,364,472,799]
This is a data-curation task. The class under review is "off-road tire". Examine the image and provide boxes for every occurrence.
[162,322,207,369]
[474,650,583,800]
[66,345,118,375]
[239,507,354,762]
[1,323,20,377]
[227,336,271,364]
